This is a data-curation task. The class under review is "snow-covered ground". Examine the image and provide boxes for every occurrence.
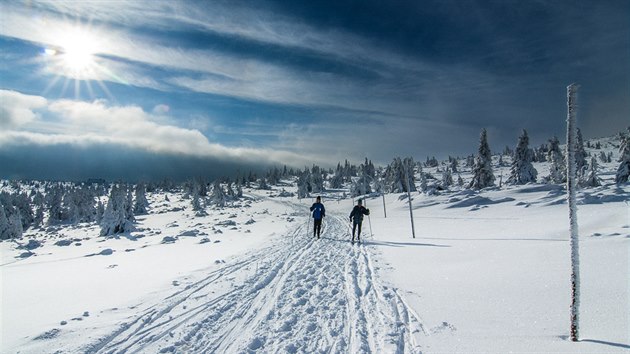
[2,136,629,353]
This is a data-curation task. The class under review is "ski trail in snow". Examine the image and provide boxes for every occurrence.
[82,207,424,354]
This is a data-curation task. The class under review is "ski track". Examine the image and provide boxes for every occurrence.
[79,202,424,354]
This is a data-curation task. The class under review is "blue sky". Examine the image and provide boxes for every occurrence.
[1,0,628,181]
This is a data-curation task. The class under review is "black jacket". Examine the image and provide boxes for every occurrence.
[350,205,369,224]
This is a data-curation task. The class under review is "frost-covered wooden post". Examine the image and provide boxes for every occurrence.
[382,193,387,218]
[566,83,580,342]
[403,163,416,238]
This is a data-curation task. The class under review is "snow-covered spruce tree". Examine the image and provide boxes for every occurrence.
[507,129,538,184]
[133,183,149,215]
[449,157,459,173]
[1,206,24,239]
[236,179,243,198]
[210,180,227,207]
[63,187,98,224]
[0,203,11,240]
[465,155,475,168]
[46,185,64,225]
[96,200,104,224]
[442,168,453,189]
[583,156,601,187]
[615,128,630,184]
[364,158,376,178]
[468,129,495,189]
[575,128,588,173]
[296,168,311,198]
[100,185,135,236]
[8,192,34,231]
[310,165,324,193]
[258,177,270,190]
[351,166,372,197]
[547,136,567,184]
[385,157,416,193]
[191,185,207,216]
[329,168,344,189]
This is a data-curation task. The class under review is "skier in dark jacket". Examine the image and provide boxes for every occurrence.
[310,196,325,239]
[349,199,370,243]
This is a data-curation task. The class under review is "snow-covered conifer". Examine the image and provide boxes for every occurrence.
[385,157,416,193]
[100,185,134,236]
[351,166,372,197]
[191,184,207,216]
[310,166,324,193]
[583,157,601,187]
[258,177,270,190]
[507,130,538,184]
[0,203,11,240]
[442,168,453,188]
[547,136,566,184]
[329,169,344,189]
[133,183,149,215]
[46,186,64,225]
[466,155,474,168]
[236,180,243,198]
[7,208,23,239]
[210,180,227,207]
[615,128,630,184]
[96,200,104,223]
[575,128,588,172]
[468,129,495,189]
[297,169,311,198]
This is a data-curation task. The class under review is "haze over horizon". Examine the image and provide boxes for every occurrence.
[1,0,628,181]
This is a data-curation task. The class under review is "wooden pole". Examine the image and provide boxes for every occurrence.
[403,161,416,238]
[567,83,580,342]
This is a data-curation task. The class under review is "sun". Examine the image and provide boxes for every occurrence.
[41,23,117,100]
[52,27,98,79]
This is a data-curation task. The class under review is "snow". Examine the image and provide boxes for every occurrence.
[1,137,629,353]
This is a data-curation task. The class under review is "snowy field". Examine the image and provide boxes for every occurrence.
[1,138,629,353]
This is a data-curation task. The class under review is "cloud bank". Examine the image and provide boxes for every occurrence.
[0,90,324,181]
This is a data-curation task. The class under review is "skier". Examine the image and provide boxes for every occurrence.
[349,199,370,243]
[310,196,325,239]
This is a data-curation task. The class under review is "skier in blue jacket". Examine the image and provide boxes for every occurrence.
[349,199,370,243]
[310,196,325,239]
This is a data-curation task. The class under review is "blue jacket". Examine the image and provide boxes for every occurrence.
[310,202,325,220]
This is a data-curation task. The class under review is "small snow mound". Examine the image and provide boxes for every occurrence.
[216,220,237,227]
[199,237,211,244]
[18,251,35,258]
[33,328,61,340]
[21,239,42,250]
[245,218,256,225]
[248,337,265,351]
[162,236,177,243]
[277,189,295,197]
[99,248,114,256]
[55,239,73,247]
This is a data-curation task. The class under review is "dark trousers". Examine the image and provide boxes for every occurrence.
[313,218,322,238]
[352,222,362,240]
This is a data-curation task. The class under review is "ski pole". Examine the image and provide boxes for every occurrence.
[365,197,373,238]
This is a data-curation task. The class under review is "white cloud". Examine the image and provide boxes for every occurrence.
[0,91,322,167]
[0,90,48,128]
[152,104,170,115]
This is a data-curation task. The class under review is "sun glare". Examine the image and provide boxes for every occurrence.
[56,28,98,77]
[42,23,116,101]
